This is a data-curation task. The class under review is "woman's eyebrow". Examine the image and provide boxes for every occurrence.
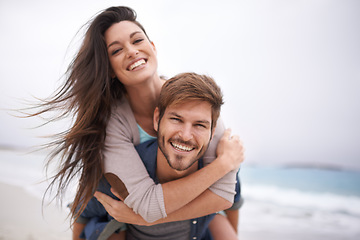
[107,41,119,49]
[130,31,142,38]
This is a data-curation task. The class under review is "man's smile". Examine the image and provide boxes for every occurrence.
[170,141,195,152]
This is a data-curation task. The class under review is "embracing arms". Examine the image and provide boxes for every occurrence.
[103,99,244,222]
[106,124,243,223]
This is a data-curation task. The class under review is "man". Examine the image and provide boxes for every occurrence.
[78,72,243,239]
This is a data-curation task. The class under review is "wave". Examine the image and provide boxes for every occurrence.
[243,183,360,217]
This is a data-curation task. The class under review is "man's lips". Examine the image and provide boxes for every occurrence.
[170,141,195,152]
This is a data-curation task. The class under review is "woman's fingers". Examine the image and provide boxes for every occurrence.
[94,191,115,215]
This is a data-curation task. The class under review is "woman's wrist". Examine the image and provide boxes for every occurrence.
[212,155,233,174]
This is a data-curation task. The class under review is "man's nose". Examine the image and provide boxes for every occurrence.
[179,124,193,141]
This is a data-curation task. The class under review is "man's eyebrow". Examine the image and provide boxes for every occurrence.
[168,112,182,118]
[107,31,142,49]
[197,119,211,124]
[195,120,211,126]
[168,112,211,125]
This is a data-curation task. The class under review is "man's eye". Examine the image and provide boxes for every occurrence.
[170,117,181,122]
[196,124,207,129]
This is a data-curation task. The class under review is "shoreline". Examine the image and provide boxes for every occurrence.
[0,182,71,240]
[1,180,358,240]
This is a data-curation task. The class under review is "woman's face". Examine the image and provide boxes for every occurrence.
[105,21,158,87]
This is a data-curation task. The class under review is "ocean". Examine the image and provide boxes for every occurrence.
[239,166,360,239]
[1,149,360,239]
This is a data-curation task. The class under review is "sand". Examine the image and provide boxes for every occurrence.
[0,182,71,240]
[1,181,349,240]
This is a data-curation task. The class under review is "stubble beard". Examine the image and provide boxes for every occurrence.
[158,135,209,171]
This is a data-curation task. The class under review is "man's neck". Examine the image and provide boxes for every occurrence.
[156,148,198,183]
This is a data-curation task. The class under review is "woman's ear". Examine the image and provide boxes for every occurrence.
[109,69,116,79]
[153,107,160,132]
[151,41,157,53]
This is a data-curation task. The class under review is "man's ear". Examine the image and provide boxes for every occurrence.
[210,123,216,140]
[153,107,160,132]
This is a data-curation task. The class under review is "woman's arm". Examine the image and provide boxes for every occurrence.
[208,212,239,240]
[95,188,231,225]
[95,156,243,226]
[202,119,240,203]
[72,222,85,240]
[224,209,239,233]
[107,126,242,221]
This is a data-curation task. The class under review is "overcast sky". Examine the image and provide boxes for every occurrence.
[1,0,359,170]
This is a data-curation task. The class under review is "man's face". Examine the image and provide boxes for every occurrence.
[154,100,213,171]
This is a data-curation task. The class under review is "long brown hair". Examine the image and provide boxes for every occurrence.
[31,6,147,220]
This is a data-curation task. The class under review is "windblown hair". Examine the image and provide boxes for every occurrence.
[158,72,224,131]
[30,6,148,220]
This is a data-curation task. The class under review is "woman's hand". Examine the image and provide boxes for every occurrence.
[94,189,149,226]
[215,128,244,171]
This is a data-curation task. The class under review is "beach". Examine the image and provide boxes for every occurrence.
[0,182,71,240]
[1,181,359,240]
[1,149,360,240]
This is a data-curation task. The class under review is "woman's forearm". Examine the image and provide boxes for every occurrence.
[152,189,230,225]
[95,189,231,226]
[162,156,232,215]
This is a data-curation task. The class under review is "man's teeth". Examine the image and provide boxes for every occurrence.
[171,142,193,152]
[129,59,145,70]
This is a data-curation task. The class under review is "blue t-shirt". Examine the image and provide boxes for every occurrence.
[137,124,156,143]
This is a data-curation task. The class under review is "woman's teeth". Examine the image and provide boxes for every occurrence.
[129,59,145,70]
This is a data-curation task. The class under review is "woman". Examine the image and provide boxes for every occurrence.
[32,6,243,238]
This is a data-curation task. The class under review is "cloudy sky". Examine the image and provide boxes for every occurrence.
[1,0,359,170]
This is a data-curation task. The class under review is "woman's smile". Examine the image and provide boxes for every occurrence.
[127,58,147,71]
[105,21,158,86]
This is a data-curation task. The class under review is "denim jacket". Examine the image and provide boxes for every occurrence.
[78,139,241,240]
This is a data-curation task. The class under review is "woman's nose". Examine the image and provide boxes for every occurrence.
[126,46,139,58]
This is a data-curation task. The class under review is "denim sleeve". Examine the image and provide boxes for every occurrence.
[77,177,117,222]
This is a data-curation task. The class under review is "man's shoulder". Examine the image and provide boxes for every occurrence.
[135,139,158,156]
[135,139,158,179]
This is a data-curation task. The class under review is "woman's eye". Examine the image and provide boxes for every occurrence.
[111,48,122,56]
[133,39,144,44]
